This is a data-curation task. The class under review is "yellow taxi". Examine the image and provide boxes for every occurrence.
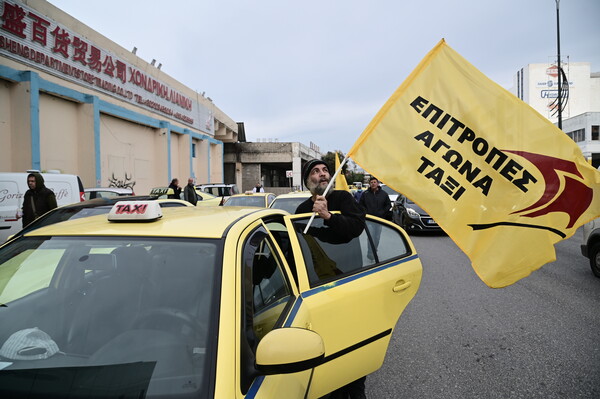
[223,192,277,208]
[269,191,312,214]
[0,201,422,398]
[150,186,223,206]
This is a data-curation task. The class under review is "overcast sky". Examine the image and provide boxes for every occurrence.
[48,0,600,154]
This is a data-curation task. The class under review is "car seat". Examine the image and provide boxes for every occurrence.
[65,246,149,354]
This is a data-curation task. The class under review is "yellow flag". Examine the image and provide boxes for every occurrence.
[348,39,600,288]
[335,152,350,192]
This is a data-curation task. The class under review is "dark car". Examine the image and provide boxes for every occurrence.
[392,194,443,233]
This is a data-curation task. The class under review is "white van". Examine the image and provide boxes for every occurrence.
[0,171,84,243]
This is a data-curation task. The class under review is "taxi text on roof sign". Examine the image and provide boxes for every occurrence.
[107,201,162,222]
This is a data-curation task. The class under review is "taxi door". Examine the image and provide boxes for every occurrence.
[283,213,423,398]
[232,219,315,399]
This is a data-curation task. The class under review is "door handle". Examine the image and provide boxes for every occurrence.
[392,280,411,292]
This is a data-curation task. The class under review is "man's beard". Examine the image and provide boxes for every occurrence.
[307,178,328,196]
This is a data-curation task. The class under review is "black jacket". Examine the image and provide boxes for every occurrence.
[359,187,392,220]
[22,173,58,227]
[168,182,182,199]
[184,184,197,205]
[295,190,365,242]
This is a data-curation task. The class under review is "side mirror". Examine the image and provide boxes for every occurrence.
[255,328,324,375]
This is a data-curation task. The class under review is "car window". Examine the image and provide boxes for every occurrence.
[292,217,411,287]
[0,236,220,398]
[0,240,64,303]
[203,187,218,196]
[240,226,293,392]
[158,202,188,207]
[98,191,121,199]
[225,196,265,207]
[270,197,308,214]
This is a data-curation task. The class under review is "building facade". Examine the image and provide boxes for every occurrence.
[224,141,322,195]
[562,111,600,167]
[0,0,238,194]
[512,62,600,167]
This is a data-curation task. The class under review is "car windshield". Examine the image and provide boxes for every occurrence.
[270,197,307,214]
[0,236,220,398]
[224,196,265,207]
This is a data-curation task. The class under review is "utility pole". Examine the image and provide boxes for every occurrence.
[555,0,562,129]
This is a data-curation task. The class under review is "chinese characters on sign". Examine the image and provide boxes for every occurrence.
[0,0,210,132]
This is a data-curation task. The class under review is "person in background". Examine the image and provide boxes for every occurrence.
[359,177,391,221]
[183,177,198,206]
[19,172,57,228]
[353,185,364,203]
[168,178,182,199]
[252,182,265,193]
[359,177,392,260]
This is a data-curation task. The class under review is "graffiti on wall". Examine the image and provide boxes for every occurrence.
[108,173,136,189]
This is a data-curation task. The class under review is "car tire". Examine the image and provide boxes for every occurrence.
[590,242,600,278]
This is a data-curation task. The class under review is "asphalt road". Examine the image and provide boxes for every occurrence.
[366,229,600,399]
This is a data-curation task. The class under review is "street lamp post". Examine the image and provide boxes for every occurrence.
[556,0,562,129]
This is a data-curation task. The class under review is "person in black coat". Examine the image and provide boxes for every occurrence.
[20,172,58,227]
[295,159,367,399]
[168,178,182,199]
[359,177,391,261]
[358,177,392,221]
[295,159,365,242]
[183,178,198,205]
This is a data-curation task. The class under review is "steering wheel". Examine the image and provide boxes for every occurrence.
[131,307,206,339]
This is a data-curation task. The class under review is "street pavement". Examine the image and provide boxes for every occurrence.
[366,228,600,399]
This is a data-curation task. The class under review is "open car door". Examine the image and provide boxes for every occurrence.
[282,213,423,398]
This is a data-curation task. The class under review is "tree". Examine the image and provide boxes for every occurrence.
[321,151,366,186]
[321,151,347,176]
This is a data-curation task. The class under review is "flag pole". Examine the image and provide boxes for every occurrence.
[303,154,350,234]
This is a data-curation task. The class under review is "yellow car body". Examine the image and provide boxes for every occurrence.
[224,192,277,208]
[0,202,422,398]
[150,186,223,206]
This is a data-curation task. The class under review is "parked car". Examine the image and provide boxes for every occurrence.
[392,194,443,233]
[84,187,134,200]
[223,192,276,208]
[2,195,189,244]
[0,201,422,398]
[379,183,400,203]
[196,183,239,203]
[149,187,222,207]
[581,217,600,277]
[0,171,84,242]
[269,191,312,214]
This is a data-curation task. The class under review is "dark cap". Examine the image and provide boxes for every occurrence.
[302,159,327,186]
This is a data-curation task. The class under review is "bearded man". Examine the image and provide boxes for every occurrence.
[294,158,367,398]
[295,159,365,241]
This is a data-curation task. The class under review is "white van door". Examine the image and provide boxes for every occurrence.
[45,179,80,205]
[0,179,25,243]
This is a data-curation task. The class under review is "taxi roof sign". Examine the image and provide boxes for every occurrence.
[108,201,162,222]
